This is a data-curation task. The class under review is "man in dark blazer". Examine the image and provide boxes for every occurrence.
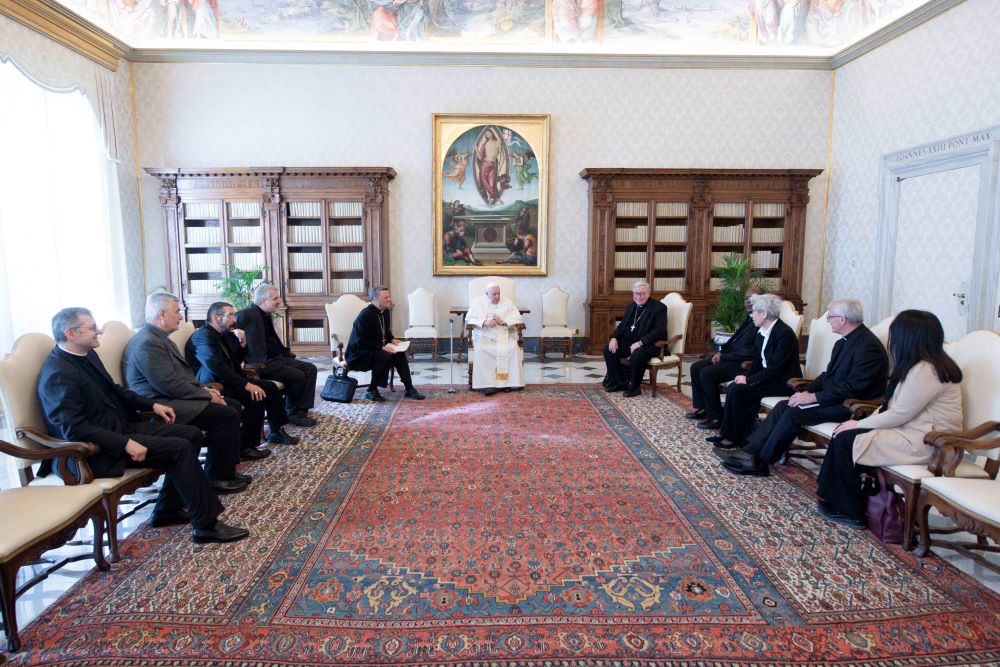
[707,293,802,451]
[37,307,248,543]
[237,284,318,427]
[187,301,297,452]
[346,286,425,402]
[602,280,669,398]
[718,298,888,476]
[688,286,763,428]
[122,292,249,494]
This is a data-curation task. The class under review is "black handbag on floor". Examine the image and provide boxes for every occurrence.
[321,368,358,403]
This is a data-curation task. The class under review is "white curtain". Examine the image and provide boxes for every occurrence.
[0,60,131,354]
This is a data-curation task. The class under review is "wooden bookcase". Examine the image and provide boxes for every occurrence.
[580,169,822,355]
[146,167,395,355]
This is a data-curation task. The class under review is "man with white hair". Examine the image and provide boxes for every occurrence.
[237,284,318,427]
[466,282,524,396]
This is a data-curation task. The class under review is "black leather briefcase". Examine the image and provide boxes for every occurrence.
[320,369,358,403]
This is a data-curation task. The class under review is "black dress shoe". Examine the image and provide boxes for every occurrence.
[233,472,253,483]
[705,435,725,444]
[364,389,386,402]
[685,410,706,420]
[288,414,317,427]
[266,429,299,445]
[211,479,249,495]
[150,509,190,527]
[192,520,250,544]
[714,448,751,463]
[713,439,743,450]
[622,387,641,398]
[241,447,272,461]
[603,382,627,393]
[722,460,769,477]
[404,387,425,400]
[816,501,866,529]
[695,419,721,430]
[483,387,499,397]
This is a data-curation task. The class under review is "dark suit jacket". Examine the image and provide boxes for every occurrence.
[611,299,668,349]
[345,304,394,370]
[37,347,155,477]
[745,318,802,387]
[186,325,248,395]
[804,324,888,406]
[236,304,289,365]
[122,324,211,424]
[719,314,758,363]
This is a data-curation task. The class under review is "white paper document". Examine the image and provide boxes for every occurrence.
[388,340,411,353]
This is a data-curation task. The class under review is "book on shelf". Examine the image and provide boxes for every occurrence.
[330,252,363,271]
[653,251,685,269]
[186,253,222,272]
[753,202,786,218]
[289,278,324,294]
[713,202,746,218]
[288,201,322,218]
[184,201,220,220]
[329,201,363,218]
[653,277,684,292]
[227,201,262,219]
[751,227,784,244]
[185,227,222,245]
[288,225,323,244]
[613,251,647,270]
[330,225,363,244]
[655,202,689,218]
[330,278,365,293]
[615,201,648,218]
[288,253,323,271]
[188,279,217,295]
[229,225,262,244]
[750,250,781,270]
[712,225,745,244]
[230,253,264,271]
[614,226,648,243]
[293,327,326,343]
[654,226,687,243]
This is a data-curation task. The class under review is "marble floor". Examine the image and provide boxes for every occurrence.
[4,353,998,648]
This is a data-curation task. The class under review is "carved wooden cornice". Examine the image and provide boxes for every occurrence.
[0,0,126,70]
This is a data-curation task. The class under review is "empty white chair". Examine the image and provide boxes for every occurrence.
[403,287,438,360]
[539,287,576,361]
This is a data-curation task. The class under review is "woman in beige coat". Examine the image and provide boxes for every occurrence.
[816,310,963,528]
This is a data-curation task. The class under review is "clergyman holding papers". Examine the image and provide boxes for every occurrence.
[345,286,424,402]
[466,282,524,396]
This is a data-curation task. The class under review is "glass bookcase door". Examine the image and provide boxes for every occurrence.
[285,201,325,295]
[750,202,786,293]
[183,200,223,297]
[652,201,689,295]
[612,201,649,294]
[328,201,365,296]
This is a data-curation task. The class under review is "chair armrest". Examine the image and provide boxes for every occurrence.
[845,399,881,419]
[925,421,1000,445]
[6,431,97,484]
[788,378,811,391]
[924,423,1000,477]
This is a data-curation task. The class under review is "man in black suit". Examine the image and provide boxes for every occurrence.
[122,292,251,494]
[602,280,669,398]
[346,286,425,402]
[707,293,802,451]
[237,284,318,427]
[186,302,298,452]
[717,298,888,476]
[37,307,249,543]
[687,286,763,428]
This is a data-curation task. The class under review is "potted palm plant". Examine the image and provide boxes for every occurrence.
[215,263,270,312]
[710,253,767,345]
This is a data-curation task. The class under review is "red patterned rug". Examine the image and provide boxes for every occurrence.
[9,385,1000,666]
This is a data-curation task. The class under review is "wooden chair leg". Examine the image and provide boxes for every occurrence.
[0,562,20,652]
[432,337,438,361]
[676,364,683,392]
[102,494,122,563]
[649,367,658,397]
[914,493,934,558]
[540,338,546,362]
[899,480,919,551]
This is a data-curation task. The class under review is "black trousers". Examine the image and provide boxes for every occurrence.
[603,343,657,389]
[360,350,412,389]
[690,358,746,420]
[719,380,794,446]
[817,428,874,521]
[744,399,852,464]
[120,420,223,530]
[226,378,287,450]
[188,400,242,481]
[261,356,317,414]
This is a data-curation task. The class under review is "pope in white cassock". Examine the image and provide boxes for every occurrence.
[466,283,525,395]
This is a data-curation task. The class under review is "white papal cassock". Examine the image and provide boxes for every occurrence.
[466,295,524,390]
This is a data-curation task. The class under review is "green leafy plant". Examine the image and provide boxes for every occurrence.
[710,253,767,333]
[215,263,268,312]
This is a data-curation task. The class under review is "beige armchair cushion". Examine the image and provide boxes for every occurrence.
[921,477,1000,528]
[0,485,104,562]
[884,462,991,483]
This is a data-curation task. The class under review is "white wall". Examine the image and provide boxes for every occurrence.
[134,64,831,335]
[825,0,1000,314]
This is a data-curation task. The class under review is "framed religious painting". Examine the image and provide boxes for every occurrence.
[433,114,550,275]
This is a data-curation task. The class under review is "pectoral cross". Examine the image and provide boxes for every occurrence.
[630,323,637,332]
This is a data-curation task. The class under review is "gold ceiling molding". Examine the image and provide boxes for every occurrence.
[0,0,126,70]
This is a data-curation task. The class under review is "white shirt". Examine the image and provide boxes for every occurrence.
[757,319,775,368]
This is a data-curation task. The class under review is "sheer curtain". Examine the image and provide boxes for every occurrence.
[0,60,131,354]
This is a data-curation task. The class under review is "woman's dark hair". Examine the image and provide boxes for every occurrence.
[887,310,962,385]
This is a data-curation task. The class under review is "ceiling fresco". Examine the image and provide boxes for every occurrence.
[57,0,934,54]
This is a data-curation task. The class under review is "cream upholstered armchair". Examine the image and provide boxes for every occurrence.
[644,292,692,395]
[168,319,196,354]
[778,299,803,340]
[539,287,576,361]
[403,287,438,360]
[0,330,161,565]
[465,276,524,388]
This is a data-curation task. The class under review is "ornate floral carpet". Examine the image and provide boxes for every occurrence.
[9,386,1000,666]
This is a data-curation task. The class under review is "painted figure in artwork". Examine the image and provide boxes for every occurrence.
[444,151,469,188]
[552,0,599,41]
[162,0,189,38]
[443,218,482,266]
[511,150,536,189]
[476,128,503,202]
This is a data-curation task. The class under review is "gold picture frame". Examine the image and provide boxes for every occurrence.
[433,113,549,275]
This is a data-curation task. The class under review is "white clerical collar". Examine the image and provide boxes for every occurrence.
[758,320,775,336]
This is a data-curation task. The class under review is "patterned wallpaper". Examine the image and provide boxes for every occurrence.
[825,0,1000,319]
[133,63,831,335]
[0,14,147,326]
